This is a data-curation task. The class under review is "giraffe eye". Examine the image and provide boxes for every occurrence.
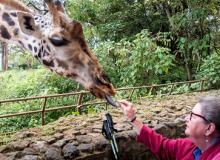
[49,36,69,47]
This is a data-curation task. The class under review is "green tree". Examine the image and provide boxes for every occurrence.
[94,30,174,86]
[66,0,219,82]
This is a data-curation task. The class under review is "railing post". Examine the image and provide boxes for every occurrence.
[188,82,191,89]
[169,84,174,95]
[42,98,47,126]
[77,93,84,105]
[77,93,84,114]
[149,85,154,95]
[200,80,204,92]
[105,102,108,110]
[129,88,135,100]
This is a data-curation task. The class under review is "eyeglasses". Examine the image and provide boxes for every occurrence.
[190,112,210,122]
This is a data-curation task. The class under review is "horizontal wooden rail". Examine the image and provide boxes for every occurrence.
[0,79,208,126]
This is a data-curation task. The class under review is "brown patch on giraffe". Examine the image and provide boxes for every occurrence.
[42,60,55,67]
[23,15,35,31]
[56,59,69,69]
[34,47,37,53]
[44,51,50,57]
[2,12,15,26]
[28,44,32,51]
[69,54,86,68]
[37,46,44,58]
[34,55,38,60]
[10,12,17,17]
[66,73,77,78]
[0,0,31,13]
[18,40,25,48]
[0,25,11,39]
[13,28,19,36]
[76,37,92,57]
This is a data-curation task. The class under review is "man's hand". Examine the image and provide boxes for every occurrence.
[117,100,143,135]
[118,100,137,122]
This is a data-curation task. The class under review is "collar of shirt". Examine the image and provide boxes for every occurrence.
[193,147,202,160]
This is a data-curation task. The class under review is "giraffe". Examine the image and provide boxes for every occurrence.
[0,0,116,100]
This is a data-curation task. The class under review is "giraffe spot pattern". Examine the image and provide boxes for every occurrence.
[42,60,54,67]
[34,47,37,53]
[38,49,42,58]
[0,25,11,39]
[18,41,25,48]
[23,16,35,31]
[69,56,85,67]
[34,55,38,59]
[2,13,15,26]
[28,44,32,51]
[46,45,51,52]
[13,28,19,36]
[66,73,77,78]
[78,37,90,56]
[44,51,50,57]
[56,59,69,69]
[10,12,17,17]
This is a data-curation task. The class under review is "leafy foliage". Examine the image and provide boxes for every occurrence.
[95,30,174,86]
[0,69,80,99]
[197,51,220,88]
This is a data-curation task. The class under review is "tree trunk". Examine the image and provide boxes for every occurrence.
[2,42,8,71]
[185,62,193,80]
[0,42,4,71]
[163,2,175,31]
[184,48,193,81]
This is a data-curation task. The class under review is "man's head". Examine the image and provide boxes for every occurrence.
[185,96,220,144]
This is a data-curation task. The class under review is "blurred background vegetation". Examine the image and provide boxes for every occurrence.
[0,0,219,132]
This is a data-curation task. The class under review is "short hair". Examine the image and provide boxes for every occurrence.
[198,96,220,133]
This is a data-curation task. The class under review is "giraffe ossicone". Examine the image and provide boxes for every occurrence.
[0,0,116,99]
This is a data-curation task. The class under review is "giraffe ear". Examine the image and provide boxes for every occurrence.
[70,20,83,38]
[17,12,42,38]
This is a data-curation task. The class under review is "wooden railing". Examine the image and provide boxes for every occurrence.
[0,79,208,126]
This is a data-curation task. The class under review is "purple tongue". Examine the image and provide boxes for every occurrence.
[105,95,120,107]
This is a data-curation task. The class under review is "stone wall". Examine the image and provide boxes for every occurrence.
[1,90,219,160]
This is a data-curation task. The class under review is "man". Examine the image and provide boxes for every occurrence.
[118,96,220,160]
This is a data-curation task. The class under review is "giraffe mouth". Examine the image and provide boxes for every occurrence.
[105,95,120,107]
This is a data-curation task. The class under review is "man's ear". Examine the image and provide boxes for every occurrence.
[205,123,216,136]
[17,12,42,38]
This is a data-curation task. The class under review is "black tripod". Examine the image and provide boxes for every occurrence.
[102,113,119,160]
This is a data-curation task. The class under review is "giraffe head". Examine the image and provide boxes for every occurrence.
[0,0,116,99]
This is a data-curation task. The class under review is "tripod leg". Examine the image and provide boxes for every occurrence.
[112,134,119,153]
[110,140,118,160]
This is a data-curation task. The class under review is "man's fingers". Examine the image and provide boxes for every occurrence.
[118,102,128,111]
[118,100,133,107]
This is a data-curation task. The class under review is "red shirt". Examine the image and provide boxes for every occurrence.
[137,125,220,160]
